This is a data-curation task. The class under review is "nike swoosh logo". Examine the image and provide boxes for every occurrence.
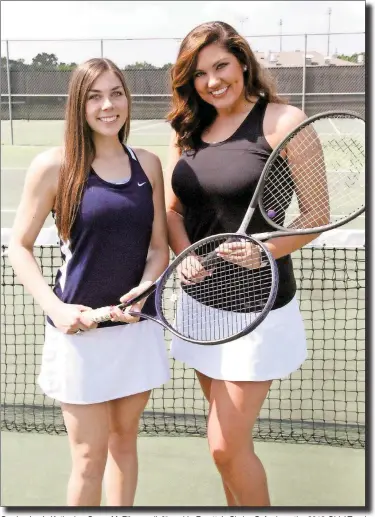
[138,182,147,186]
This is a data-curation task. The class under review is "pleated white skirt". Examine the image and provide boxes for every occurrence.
[38,320,170,404]
[170,295,307,381]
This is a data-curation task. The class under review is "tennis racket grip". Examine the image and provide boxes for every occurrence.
[200,237,237,268]
[85,283,157,323]
[117,282,157,309]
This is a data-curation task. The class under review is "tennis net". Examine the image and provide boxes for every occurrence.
[1,227,365,448]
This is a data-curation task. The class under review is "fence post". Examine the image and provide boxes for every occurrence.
[100,39,104,58]
[5,40,14,145]
[301,34,307,113]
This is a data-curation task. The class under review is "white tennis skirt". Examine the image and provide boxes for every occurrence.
[38,320,170,404]
[170,294,307,381]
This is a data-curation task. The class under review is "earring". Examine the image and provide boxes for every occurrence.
[243,66,248,72]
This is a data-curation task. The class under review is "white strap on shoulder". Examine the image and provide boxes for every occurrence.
[125,144,138,161]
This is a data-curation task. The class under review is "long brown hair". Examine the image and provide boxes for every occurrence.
[55,58,131,241]
[167,21,285,151]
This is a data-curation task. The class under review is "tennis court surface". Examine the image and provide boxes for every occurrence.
[1,224,366,507]
[0,115,366,508]
[0,15,367,506]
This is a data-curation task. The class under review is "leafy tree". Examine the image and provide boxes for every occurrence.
[57,62,77,71]
[337,53,364,64]
[31,52,59,67]
[124,61,157,69]
[1,57,26,69]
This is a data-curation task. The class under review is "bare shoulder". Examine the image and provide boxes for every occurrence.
[26,146,63,185]
[132,146,161,166]
[132,146,163,187]
[265,103,307,141]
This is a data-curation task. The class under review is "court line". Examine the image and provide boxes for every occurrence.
[319,130,360,135]
[286,213,365,219]
[1,168,26,172]
[130,131,171,135]
[131,119,164,125]
[131,121,167,132]
[328,119,341,135]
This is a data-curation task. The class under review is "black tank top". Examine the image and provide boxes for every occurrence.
[171,96,296,310]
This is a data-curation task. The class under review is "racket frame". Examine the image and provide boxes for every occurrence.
[110,234,279,345]
[88,110,365,342]
[238,110,365,237]
[154,233,279,345]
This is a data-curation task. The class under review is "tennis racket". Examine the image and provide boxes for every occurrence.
[85,110,365,345]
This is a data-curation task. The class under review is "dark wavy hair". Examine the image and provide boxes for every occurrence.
[167,21,285,151]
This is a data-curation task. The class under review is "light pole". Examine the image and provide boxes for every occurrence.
[239,16,248,35]
[327,7,332,56]
[279,19,283,52]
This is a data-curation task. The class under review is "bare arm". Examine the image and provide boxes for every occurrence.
[263,105,321,259]
[137,149,170,284]
[286,124,330,230]
[8,148,96,333]
[8,149,64,315]
[164,130,192,256]
[111,149,170,323]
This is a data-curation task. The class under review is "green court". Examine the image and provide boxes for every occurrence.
[1,433,365,506]
[1,118,365,230]
[1,119,366,507]
[1,119,171,148]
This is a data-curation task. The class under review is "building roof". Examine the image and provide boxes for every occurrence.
[254,50,360,67]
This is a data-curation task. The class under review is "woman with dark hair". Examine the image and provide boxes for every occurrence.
[165,21,314,506]
[8,58,170,506]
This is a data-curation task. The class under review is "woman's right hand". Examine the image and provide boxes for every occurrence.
[177,253,212,285]
[48,302,98,334]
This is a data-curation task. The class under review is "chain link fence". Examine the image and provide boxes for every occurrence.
[1,33,365,145]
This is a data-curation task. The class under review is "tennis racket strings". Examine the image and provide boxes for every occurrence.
[261,113,365,231]
[159,236,277,342]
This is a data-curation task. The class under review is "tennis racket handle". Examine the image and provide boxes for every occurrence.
[85,306,113,323]
[117,283,157,309]
[253,229,323,241]
[200,250,218,268]
[84,283,157,323]
[200,237,237,268]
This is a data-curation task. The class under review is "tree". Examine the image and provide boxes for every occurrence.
[31,52,59,68]
[1,57,26,69]
[160,63,173,70]
[337,53,364,64]
[57,62,77,71]
[124,61,157,70]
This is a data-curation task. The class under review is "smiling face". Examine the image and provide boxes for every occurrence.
[193,42,246,112]
[85,70,128,137]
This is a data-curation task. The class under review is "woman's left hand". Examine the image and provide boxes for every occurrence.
[215,240,263,269]
[109,282,152,324]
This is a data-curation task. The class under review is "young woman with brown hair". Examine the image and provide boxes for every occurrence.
[165,21,315,506]
[8,58,170,506]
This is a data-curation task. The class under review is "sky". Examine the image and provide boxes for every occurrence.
[1,1,366,67]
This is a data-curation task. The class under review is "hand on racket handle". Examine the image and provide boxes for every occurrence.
[85,281,156,324]
[49,302,98,334]
[177,253,212,284]
[110,282,152,323]
[215,240,264,269]
[75,234,278,344]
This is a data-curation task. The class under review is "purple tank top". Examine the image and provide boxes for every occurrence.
[49,145,156,328]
